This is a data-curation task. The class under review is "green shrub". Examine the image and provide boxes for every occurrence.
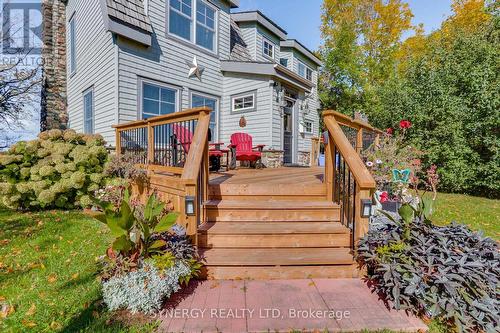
[0,129,109,210]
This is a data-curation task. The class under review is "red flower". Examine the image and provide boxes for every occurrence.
[386,128,394,135]
[380,191,389,203]
[399,120,412,129]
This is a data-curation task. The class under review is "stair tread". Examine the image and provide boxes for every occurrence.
[198,222,349,234]
[204,199,339,209]
[200,248,354,266]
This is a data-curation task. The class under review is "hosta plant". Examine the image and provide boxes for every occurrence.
[358,201,499,333]
[0,129,109,210]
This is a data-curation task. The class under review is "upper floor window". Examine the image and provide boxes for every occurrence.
[298,61,313,81]
[141,81,178,119]
[262,38,274,59]
[83,87,94,134]
[168,0,217,52]
[69,15,76,74]
[279,58,288,67]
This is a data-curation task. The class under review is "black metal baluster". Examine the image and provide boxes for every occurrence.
[347,170,351,229]
[352,181,357,249]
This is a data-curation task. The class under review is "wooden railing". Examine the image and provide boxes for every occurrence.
[113,107,211,241]
[323,110,377,249]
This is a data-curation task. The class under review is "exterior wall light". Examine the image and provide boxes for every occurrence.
[185,196,195,216]
[361,199,373,218]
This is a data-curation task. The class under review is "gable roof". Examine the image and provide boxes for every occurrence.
[231,11,287,41]
[280,39,322,67]
[230,19,253,61]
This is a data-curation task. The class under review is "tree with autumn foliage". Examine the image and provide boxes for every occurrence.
[319,0,414,113]
[320,0,499,197]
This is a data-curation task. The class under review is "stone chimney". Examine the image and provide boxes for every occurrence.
[40,0,68,131]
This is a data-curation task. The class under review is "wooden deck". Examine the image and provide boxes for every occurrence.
[200,166,358,280]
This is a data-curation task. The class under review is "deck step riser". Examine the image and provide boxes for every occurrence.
[199,234,351,248]
[208,195,328,201]
[205,208,340,222]
[201,265,360,280]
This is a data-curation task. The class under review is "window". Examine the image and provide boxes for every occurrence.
[83,88,94,134]
[169,0,192,40]
[304,120,313,134]
[306,68,313,81]
[168,0,217,52]
[69,15,76,74]
[195,0,215,51]
[298,61,313,81]
[279,58,288,67]
[192,93,218,141]
[262,38,274,59]
[232,92,255,112]
[141,82,178,119]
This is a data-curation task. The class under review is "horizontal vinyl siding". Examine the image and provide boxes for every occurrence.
[117,0,231,143]
[221,74,272,147]
[255,26,280,63]
[238,23,257,60]
[292,51,320,153]
[66,0,116,144]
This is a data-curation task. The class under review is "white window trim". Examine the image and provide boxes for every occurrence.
[69,14,76,75]
[190,91,220,142]
[83,87,94,134]
[167,0,218,54]
[303,120,313,134]
[138,78,181,119]
[297,60,313,81]
[262,37,275,60]
[232,92,256,113]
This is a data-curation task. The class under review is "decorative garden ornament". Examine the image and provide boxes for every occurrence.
[186,56,204,80]
[392,169,411,183]
[239,116,246,128]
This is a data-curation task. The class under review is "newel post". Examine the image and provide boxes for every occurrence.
[147,123,154,166]
[115,129,121,155]
[356,127,364,154]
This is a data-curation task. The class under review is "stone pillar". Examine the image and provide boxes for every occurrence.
[40,0,68,131]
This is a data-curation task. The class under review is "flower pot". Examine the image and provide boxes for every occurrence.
[382,201,401,213]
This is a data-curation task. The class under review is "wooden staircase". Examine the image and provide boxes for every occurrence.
[198,181,359,280]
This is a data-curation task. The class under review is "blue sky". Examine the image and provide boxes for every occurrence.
[236,0,453,51]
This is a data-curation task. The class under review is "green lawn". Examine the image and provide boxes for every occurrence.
[0,208,157,333]
[433,193,499,240]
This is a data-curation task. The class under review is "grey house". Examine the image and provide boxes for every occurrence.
[65,0,322,166]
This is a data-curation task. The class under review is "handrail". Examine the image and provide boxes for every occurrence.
[323,112,376,189]
[326,110,385,135]
[322,110,377,250]
[113,107,212,241]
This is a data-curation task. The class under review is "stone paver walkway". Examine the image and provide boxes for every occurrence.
[158,279,427,333]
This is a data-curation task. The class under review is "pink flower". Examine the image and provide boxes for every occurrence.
[386,128,394,135]
[399,120,412,129]
[380,191,389,203]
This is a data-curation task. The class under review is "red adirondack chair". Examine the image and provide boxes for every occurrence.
[172,124,228,170]
[229,132,265,168]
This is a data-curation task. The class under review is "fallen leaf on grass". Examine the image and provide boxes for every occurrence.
[47,274,57,283]
[21,319,36,327]
[71,273,79,280]
[26,303,36,316]
[0,239,10,245]
[50,321,62,330]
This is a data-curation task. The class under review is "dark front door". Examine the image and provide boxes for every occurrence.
[283,99,294,164]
